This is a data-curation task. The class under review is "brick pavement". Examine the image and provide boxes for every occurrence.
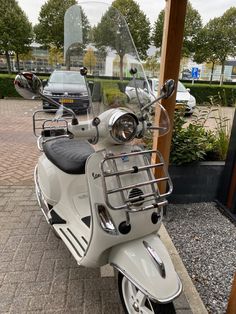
[0,100,192,313]
[0,185,124,313]
[0,99,40,185]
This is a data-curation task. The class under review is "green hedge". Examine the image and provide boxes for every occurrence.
[100,81,128,107]
[184,83,236,106]
[0,75,19,98]
[0,74,49,98]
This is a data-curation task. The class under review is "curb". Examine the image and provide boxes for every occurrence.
[160,224,208,314]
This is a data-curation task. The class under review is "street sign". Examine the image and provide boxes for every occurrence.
[191,67,199,79]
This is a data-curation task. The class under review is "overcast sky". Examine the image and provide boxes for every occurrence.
[17,0,236,26]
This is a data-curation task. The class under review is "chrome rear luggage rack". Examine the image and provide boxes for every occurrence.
[100,149,173,211]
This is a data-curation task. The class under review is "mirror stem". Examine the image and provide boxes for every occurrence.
[39,92,78,125]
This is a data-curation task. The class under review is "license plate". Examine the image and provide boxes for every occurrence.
[59,98,74,104]
[175,103,184,110]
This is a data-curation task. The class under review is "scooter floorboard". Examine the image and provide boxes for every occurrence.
[53,222,90,263]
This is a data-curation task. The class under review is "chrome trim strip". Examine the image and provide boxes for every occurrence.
[59,228,82,258]
[96,204,118,235]
[103,162,164,177]
[111,263,182,304]
[107,177,169,195]
[82,236,88,245]
[67,228,86,251]
[34,165,51,223]
[143,241,166,278]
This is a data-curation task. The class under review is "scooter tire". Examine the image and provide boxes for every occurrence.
[118,273,176,314]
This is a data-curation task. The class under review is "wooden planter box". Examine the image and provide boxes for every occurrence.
[168,161,225,204]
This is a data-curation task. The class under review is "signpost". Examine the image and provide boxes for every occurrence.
[191,67,199,84]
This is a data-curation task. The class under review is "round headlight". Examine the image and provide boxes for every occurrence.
[110,112,138,143]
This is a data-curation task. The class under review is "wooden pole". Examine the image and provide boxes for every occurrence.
[226,273,236,314]
[152,0,187,190]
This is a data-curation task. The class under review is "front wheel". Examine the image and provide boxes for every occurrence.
[118,273,176,314]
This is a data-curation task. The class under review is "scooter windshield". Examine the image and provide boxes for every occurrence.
[64,2,170,135]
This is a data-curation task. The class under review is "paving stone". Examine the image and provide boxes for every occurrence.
[0,252,15,262]
[65,293,84,310]
[4,271,37,284]
[84,277,117,291]
[9,297,29,313]
[36,259,55,282]
[24,251,44,271]
[67,280,84,296]
[0,283,17,299]
[44,294,66,310]
[101,290,120,303]
[103,302,124,314]
[3,236,22,252]
[15,282,51,297]
[28,295,46,311]
[84,290,101,305]
[84,303,102,314]
[69,267,100,280]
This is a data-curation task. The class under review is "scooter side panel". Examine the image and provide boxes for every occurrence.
[83,147,164,267]
[109,233,182,303]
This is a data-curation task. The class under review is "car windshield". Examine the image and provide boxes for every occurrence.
[49,71,85,84]
[177,81,187,92]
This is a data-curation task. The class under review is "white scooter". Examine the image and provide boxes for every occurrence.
[14,2,182,313]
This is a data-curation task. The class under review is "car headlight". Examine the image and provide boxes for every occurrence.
[109,112,138,143]
[43,90,52,96]
[80,91,88,96]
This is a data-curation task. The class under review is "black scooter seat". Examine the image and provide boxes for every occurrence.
[43,138,95,174]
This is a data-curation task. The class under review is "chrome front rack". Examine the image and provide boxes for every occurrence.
[33,109,71,137]
[100,149,173,212]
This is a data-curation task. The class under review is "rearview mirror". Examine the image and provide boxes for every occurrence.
[160,79,175,99]
[14,72,42,99]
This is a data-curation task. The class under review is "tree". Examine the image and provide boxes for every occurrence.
[94,1,150,79]
[143,54,160,77]
[152,2,202,58]
[0,0,33,73]
[93,6,132,79]
[194,7,236,84]
[112,0,151,60]
[83,48,97,74]
[48,45,64,67]
[34,0,77,50]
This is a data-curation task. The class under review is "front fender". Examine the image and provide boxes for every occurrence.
[109,233,182,303]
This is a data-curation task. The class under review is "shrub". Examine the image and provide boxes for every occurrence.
[192,103,230,161]
[170,111,215,165]
[0,75,20,98]
[170,104,231,165]
[101,81,128,107]
[183,83,236,106]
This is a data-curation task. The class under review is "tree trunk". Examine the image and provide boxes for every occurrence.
[119,54,124,80]
[210,61,215,84]
[65,52,70,70]
[5,51,11,74]
[16,52,20,72]
[220,60,225,86]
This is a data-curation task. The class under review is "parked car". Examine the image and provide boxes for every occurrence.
[125,78,196,114]
[147,78,196,114]
[42,70,90,113]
